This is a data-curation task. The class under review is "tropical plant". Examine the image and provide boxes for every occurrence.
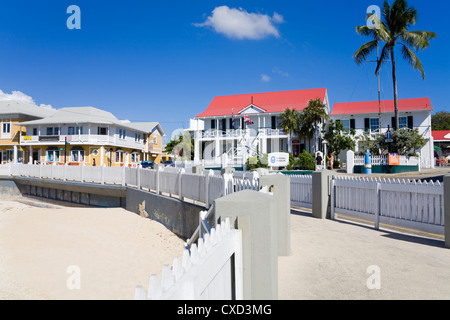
[278,108,301,154]
[301,98,329,153]
[164,132,194,160]
[322,120,356,159]
[353,0,437,130]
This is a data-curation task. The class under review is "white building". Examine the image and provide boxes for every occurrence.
[192,88,330,167]
[330,97,434,168]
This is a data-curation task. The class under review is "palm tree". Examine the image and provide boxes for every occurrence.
[354,0,436,130]
[302,98,329,153]
[278,108,301,154]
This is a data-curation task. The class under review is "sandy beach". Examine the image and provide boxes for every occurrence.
[0,198,186,300]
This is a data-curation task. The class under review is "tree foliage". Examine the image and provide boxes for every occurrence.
[431,112,450,131]
[322,120,356,158]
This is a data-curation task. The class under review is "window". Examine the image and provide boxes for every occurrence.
[46,127,60,135]
[131,152,139,163]
[68,126,83,135]
[153,135,158,144]
[2,123,10,135]
[6,150,13,162]
[70,149,85,162]
[98,127,108,135]
[340,120,350,132]
[134,133,141,142]
[46,149,60,162]
[370,118,380,133]
[32,128,38,136]
[399,117,407,129]
[115,150,124,163]
[119,129,126,139]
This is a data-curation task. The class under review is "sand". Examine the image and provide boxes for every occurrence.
[0,199,186,300]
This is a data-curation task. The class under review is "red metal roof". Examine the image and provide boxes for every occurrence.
[331,97,433,116]
[195,88,327,118]
[432,131,450,141]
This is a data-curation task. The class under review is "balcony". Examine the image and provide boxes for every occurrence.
[20,134,144,150]
[199,128,287,140]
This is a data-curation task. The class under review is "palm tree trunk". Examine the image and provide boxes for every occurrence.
[391,46,400,131]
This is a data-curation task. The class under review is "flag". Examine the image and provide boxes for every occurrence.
[244,115,253,126]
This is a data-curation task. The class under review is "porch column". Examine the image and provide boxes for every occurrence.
[29,146,32,164]
[194,130,200,163]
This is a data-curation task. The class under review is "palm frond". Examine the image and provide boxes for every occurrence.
[400,31,437,50]
[375,43,391,76]
[400,44,425,79]
[353,40,378,65]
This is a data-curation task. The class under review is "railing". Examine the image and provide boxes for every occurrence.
[3,163,260,208]
[134,217,243,300]
[354,155,420,166]
[20,134,144,149]
[290,175,313,208]
[331,176,445,235]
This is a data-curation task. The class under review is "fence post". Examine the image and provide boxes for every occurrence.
[444,175,450,249]
[122,165,126,186]
[204,170,210,209]
[330,177,335,220]
[260,173,291,256]
[312,170,332,219]
[215,189,277,300]
[101,165,105,185]
[137,167,141,189]
[375,182,381,230]
[178,169,184,200]
[346,150,354,174]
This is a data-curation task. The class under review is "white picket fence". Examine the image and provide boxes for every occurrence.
[290,175,313,208]
[354,155,420,166]
[1,163,259,208]
[331,176,445,235]
[134,217,243,300]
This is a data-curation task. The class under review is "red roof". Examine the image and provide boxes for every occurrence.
[195,88,327,118]
[331,97,433,116]
[432,131,450,141]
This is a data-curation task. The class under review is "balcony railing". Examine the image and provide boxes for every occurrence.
[20,134,144,149]
[200,128,287,139]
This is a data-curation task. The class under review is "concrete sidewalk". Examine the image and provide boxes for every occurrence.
[278,209,450,300]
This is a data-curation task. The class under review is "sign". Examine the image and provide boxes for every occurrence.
[22,136,32,141]
[59,148,65,151]
[388,153,399,166]
[385,139,393,143]
[268,152,289,167]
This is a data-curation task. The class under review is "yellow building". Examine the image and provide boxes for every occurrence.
[0,100,55,164]
[20,106,165,167]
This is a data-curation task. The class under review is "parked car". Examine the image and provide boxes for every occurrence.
[163,160,174,167]
[141,161,154,169]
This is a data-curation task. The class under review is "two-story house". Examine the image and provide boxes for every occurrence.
[193,88,330,166]
[0,100,56,164]
[19,106,165,166]
[330,97,434,168]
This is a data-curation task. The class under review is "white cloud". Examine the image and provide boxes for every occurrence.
[260,74,271,82]
[272,67,290,78]
[0,90,55,109]
[194,6,285,40]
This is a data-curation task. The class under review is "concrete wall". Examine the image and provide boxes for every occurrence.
[125,187,204,239]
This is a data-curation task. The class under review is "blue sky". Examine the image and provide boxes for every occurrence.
[0,0,448,142]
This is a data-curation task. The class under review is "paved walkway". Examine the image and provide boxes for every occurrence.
[278,208,450,300]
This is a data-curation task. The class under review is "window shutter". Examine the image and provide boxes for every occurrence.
[364,118,370,131]
[391,117,397,130]
[350,119,356,130]
[407,116,414,129]
[271,116,276,129]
